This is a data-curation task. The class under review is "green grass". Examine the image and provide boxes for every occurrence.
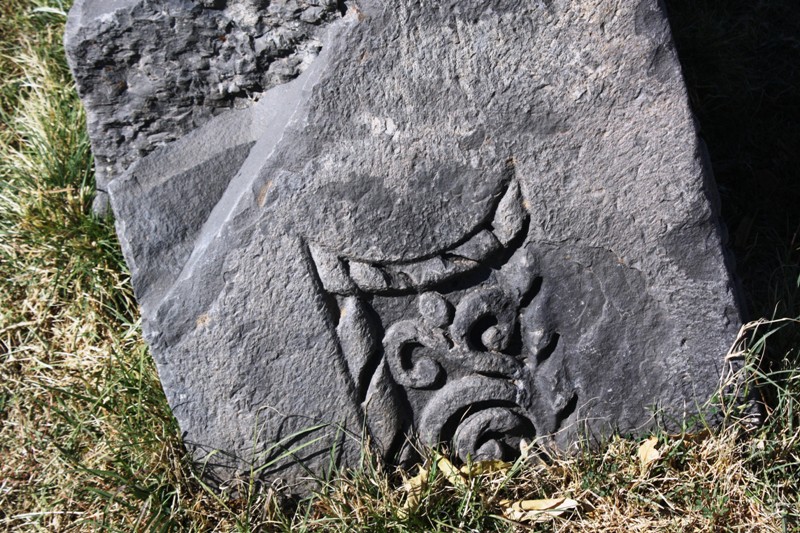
[1,0,799,531]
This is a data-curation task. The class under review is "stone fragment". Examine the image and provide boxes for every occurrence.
[349,261,389,292]
[418,292,453,328]
[450,230,502,262]
[492,181,526,246]
[65,0,341,213]
[67,0,747,491]
[308,244,357,295]
[336,296,379,390]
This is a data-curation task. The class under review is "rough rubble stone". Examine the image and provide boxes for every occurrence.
[66,0,747,491]
[65,0,343,214]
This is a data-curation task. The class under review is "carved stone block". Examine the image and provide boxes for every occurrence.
[66,0,745,490]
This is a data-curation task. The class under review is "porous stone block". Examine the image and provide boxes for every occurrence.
[66,0,745,490]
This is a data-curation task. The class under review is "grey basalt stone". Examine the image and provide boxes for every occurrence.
[67,0,747,491]
[65,0,343,214]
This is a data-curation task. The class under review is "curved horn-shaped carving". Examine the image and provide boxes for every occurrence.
[308,179,528,295]
[453,407,535,462]
[383,320,449,389]
[336,296,379,398]
[492,180,526,246]
[451,287,517,353]
[418,375,534,462]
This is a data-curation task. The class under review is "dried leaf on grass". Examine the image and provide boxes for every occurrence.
[434,453,467,489]
[398,465,429,518]
[460,459,511,477]
[637,436,660,469]
[399,453,471,517]
[398,451,580,525]
[399,453,511,519]
[500,496,580,523]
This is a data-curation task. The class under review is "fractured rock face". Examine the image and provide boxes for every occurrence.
[65,0,344,213]
[66,0,745,490]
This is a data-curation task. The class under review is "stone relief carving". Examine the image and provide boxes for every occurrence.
[309,180,577,462]
[65,0,749,490]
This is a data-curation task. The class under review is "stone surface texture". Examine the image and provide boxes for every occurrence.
[67,0,745,491]
[65,0,343,213]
